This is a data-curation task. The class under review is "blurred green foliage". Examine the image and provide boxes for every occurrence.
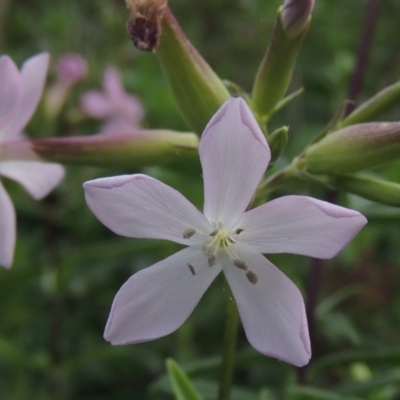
[1,0,400,399]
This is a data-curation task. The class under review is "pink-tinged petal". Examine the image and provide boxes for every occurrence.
[99,119,135,134]
[83,174,210,245]
[238,196,367,259]
[0,160,65,200]
[104,247,221,344]
[2,53,49,140]
[222,248,310,366]
[103,66,125,101]
[0,56,22,131]
[103,67,144,124]
[81,91,115,118]
[0,182,16,269]
[200,98,270,227]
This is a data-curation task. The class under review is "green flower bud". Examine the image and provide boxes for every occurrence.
[268,126,289,163]
[338,81,400,129]
[251,7,310,120]
[156,8,231,135]
[303,122,400,174]
[2,130,198,169]
[330,174,400,208]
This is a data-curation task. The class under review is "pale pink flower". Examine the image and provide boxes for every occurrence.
[0,53,65,269]
[56,53,88,85]
[81,66,144,133]
[83,98,366,366]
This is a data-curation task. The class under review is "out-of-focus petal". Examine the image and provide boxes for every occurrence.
[83,174,210,245]
[2,53,49,140]
[199,98,270,228]
[0,56,22,132]
[103,66,125,101]
[238,196,367,259]
[0,160,65,200]
[81,91,114,118]
[104,247,221,344]
[222,247,311,367]
[0,182,16,269]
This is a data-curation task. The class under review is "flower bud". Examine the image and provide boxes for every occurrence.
[44,54,88,117]
[251,7,310,120]
[282,0,315,38]
[156,8,231,135]
[268,126,288,163]
[330,174,400,208]
[56,53,88,85]
[303,122,400,174]
[1,130,198,168]
[338,80,400,129]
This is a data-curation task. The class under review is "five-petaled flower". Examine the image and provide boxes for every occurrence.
[80,66,144,133]
[83,98,367,366]
[0,53,65,269]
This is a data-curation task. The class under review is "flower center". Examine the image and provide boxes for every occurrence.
[209,227,236,250]
[181,225,258,284]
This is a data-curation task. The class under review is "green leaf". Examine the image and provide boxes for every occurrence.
[166,358,204,400]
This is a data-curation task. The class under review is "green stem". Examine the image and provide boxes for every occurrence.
[255,164,297,201]
[217,294,240,400]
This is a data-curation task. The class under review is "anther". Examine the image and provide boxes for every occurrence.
[187,263,196,275]
[233,259,248,271]
[235,228,244,234]
[183,228,196,239]
[227,237,236,244]
[210,229,218,236]
[208,255,216,267]
[246,270,258,284]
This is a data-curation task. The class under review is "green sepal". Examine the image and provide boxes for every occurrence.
[338,80,400,129]
[166,358,204,400]
[268,126,288,163]
[2,130,198,169]
[156,8,231,135]
[251,8,309,121]
[329,174,400,208]
[302,122,400,174]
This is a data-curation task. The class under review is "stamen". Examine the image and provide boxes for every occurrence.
[246,270,258,284]
[233,259,248,271]
[235,228,244,234]
[208,255,216,267]
[210,229,218,236]
[183,228,196,239]
[227,237,236,244]
[187,263,196,275]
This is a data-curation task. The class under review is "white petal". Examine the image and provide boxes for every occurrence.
[104,247,221,344]
[222,248,310,366]
[2,53,49,140]
[0,182,16,269]
[0,56,22,132]
[199,98,270,227]
[83,174,210,245]
[238,195,367,259]
[0,160,65,200]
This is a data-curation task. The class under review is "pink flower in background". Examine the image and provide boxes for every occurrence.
[45,53,88,117]
[0,53,65,269]
[81,66,144,133]
[83,98,366,366]
[56,53,88,85]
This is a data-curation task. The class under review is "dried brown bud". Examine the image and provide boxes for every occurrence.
[125,0,168,52]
